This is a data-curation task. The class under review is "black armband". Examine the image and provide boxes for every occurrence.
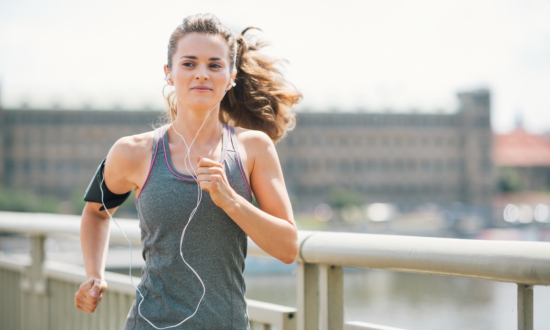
[83,157,131,211]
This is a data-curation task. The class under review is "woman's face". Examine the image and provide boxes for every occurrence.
[165,32,235,111]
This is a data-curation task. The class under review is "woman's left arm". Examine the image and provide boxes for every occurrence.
[196,131,298,264]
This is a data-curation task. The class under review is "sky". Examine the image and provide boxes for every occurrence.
[0,0,549,133]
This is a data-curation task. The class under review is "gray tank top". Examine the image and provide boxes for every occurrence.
[124,124,253,330]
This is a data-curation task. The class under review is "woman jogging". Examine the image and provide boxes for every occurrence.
[75,13,302,329]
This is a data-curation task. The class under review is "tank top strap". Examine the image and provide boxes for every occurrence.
[221,123,229,164]
[135,127,163,205]
[220,123,232,152]
[227,125,253,197]
[154,126,163,155]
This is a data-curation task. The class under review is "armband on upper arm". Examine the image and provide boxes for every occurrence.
[83,157,131,211]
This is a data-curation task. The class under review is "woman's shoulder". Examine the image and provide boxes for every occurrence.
[102,127,163,193]
[232,126,278,176]
[112,129,159,157]
[107,126,164,169]
[232,126,273,150]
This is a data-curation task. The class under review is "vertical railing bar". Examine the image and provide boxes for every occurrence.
[21,264,28,330]
[76,283,85,330]
[297,261,319,330]
[28,235,48,329]
[102,288,110,330]
[518,284,534,330]
[5,270,8,328]
[127,294,134,326]
[55,280,61,330]
[98,288,104,330]
[70,281,75,330]
[4,270,8,329]
[109,291,116,330]
[11,269,15,330]
[72,282,78,330]
[5,269,7,328]
[4,270,7,329]
[118,292,126,329]
[49,280,55,330]
[319,264,343,330]
[66,281,72,330]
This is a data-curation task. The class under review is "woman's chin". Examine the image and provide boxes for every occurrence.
[182,99,221,111]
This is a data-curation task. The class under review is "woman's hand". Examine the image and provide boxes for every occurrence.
[196,156,237,210]
[75,278,108,313]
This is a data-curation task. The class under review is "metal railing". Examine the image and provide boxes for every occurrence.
[1,211,550,330]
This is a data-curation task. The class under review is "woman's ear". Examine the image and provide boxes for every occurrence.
[163,65,172,85]
[227,72,237,90]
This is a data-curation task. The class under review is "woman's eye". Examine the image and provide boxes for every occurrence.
[181,62,221,68]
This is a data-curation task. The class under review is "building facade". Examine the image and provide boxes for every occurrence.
[493,127,550,192]
[0,90,494,217]
[0,108,163,199]
[276,90,494,214]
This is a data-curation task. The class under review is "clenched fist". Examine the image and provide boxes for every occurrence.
[75,278,108,313]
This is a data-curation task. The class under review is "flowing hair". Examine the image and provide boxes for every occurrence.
[162,13,302,142]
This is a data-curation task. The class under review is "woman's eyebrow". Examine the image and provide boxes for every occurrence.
[180,55,224,61]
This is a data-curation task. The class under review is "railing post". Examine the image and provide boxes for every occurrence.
[297,261,319,330]
[319,264,343,330]
[20,234,49,330]
[518,284,533,330]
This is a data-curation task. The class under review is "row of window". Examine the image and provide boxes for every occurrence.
[285,159,468,173]
[297,114,462,127]
[3,110,161,125]
[283,135,472,147]
[296,114,490,128]
[295,184,469,194]
[4,159,98,175]
[3,130,130,147]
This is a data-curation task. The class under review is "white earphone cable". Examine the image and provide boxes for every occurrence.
[99,85,230,329]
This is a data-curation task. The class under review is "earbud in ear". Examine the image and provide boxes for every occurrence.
[227,79,236,91]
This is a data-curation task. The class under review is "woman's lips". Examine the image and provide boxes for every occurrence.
[191,87,212,93]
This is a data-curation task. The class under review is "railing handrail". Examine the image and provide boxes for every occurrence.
[1,211,550,285]
[299,231,550,285]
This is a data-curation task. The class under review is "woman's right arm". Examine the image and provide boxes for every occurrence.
[75,135,148,313]
[75,202,117,313]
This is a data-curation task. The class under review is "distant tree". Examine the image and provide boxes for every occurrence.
[329,187,360,209]
[0,185,58,213]
[497,167,522,193]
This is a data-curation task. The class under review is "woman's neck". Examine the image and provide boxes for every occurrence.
[169,105,223,149]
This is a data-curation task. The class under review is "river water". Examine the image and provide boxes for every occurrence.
[243,260,550,330]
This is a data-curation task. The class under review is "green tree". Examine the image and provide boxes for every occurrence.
[329,187,360,209]
[497,167,522,193]
[0,185,58,213]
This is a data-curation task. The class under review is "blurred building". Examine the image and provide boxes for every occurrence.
[276,90,494,216]
[0,107,162,199]
[493,127,550,192]
[0,90,493,217]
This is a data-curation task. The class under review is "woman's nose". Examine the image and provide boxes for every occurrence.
[195,64,209,80]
